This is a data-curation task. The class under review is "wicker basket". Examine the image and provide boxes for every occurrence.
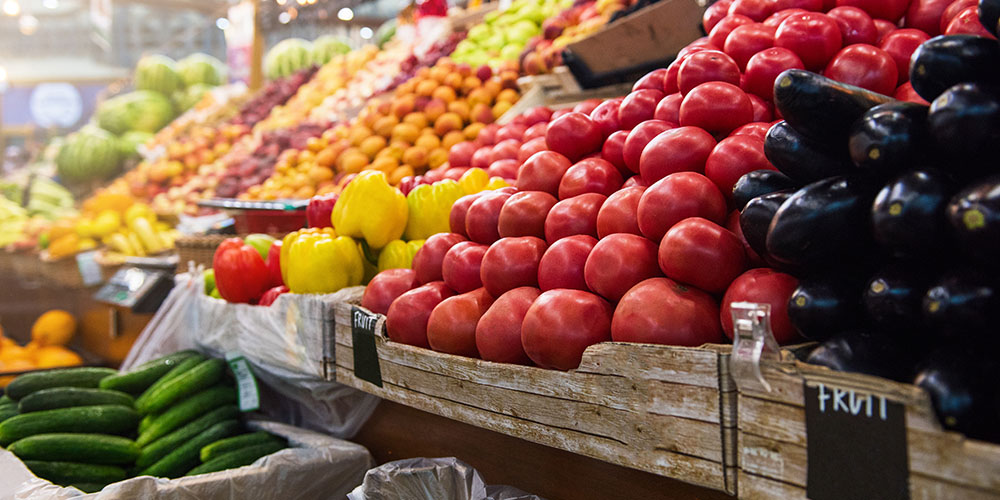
[176,234,286,272]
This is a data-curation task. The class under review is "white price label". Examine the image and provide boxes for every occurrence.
[225,353,260,412]
[76,250,103,287]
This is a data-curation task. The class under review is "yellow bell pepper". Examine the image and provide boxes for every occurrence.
[377,239,425,272]
[458,168,490,194]
[331,171,408,249]
[280,228,364,294]
[485,176,511,190]
[404,180,465,240]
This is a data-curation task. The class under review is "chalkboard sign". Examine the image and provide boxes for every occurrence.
[805,381,910,500]
[351,306,383,387]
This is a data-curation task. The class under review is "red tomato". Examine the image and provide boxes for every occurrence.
[743,47,806,101]
[775,12,844,70]
[904,0,955,35]
[658,217,747,294]
[517,137,547,163]
[498,191,558,239]
[427,287,494,357]
[523,123,548,142]
[946,6,997,38]
[725,209,766,267]
[730,122,772,141]
[835,0,909,23]
[449,141,477,168]
[704,0,735,31]
[476,287,541,364]
[893,81,931,104]
[450,193,482,237]
[677,50,742,95]
[466,190,513,244]
[589,97,624,138]
[623,175,650,188]
[679,82,754,136]
[637,172,728,241]
[873,19,897,43]
[597,186,645,238]
[663,59,683,94]
[618,89,666,129]
[771,0,822,10]
[639,126,717,182]
[653,92,683,123]
[537,234,597,291]
[611,277,724,346]
[489,159,520,180]
[941,0,977,34]
[623,119,675,172]
[480,236,547,297]
[708,15,756,52]
[720,268,799,343]
[362,269,419,315]
[879,29,931,84]
[522,289,613,370]
[517,151,572,195]
[413,233,467,284]
[824,44,898,95]
[724,24,777,70]
[544,193,606,243]
[573,99,603,115]
[545,112,603,161]
[386,281,456,348]
[601,130,631,175]
[704,135,775,199]
[826,6,878,45]
[442,241,488,293]
[559,158,624,199]
[728,0,774,21]
[584,234,662,302]
[747,93,774,121]
[764,8,808,28]
[633,68,669,92]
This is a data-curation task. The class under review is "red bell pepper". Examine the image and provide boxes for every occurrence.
[266,239,284,287]
[306,193,338,229]
[212,237,271,304]
[258,285,289,306]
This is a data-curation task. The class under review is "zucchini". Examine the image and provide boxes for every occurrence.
[136,404,239,469]
[136,385,236,447]
[0,405,18,424]
[0,395,13,405]
[99,351,199,395]
[136,358,224,416]
[138,414,154,434]
[133,355,204,410]
[5,367,118,400]
[200,431,285,462]
[188,441,286,476]
[0,405,140,446]
[139,420,241,478]
[18,387,134,413]
[8,433,140,465]
[24,460,127,485]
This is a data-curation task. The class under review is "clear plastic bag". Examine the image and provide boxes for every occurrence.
[347,457,546,500]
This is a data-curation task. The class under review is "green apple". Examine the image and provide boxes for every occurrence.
[500,45,522,61]
[468,24,491,42]
[484,10,500,24]
[482,32,507,51]
[519,5,546,24]
[203,268,216,295]
[244,234,275,260]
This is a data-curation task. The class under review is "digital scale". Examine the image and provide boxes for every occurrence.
[94,266,174,313]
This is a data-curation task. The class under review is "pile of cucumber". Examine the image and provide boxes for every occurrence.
[0,350,288,492]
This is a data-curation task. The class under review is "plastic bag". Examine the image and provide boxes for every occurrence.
[347,457,545,500]
[120,268,203,370]
[1,420,373,500]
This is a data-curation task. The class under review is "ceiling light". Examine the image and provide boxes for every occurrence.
[19,14,38,35]
[278,11,291,23]
[2,1,20,16]
[337,7,353,20]
[359,26,373,39]
[43,0,58,9]
[296,0,306,5]
[216,17,230,30]
[276,0,287,5]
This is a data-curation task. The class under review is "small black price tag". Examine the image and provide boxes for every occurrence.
[805,381,910,500]
[351,306,383,387]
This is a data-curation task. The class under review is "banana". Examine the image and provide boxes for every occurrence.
[128,216,165,254]
[127,232,146,257]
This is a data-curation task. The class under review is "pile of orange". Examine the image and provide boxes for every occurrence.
[0,310,84,386]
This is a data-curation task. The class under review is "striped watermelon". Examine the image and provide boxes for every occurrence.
[177,53,226,87]
[264,38,313,80]
[56,127,123,183]
[135,55,183,95]
[312,36,351,65]
[96,90,176,135]
[173,83,214,112]
[119,131,154,159]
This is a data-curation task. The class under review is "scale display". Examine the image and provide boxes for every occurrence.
[94,267,173,313]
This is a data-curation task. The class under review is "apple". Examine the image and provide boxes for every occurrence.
[522,289,613,370]
[597,186,645,238]
[498,191,558,239]
[623,120,675,172]
[653,93,683,124]
[413,233,467,284]
[545,112,603,161]
[386,281,456,348]
[639,126,717,182]
[491,139,522,164]
[480,236,548,297]
[611,277,724,346]
[558,158,625,199]
[659,217,747,294]
[518,137,548,163]
[427,287,494,357]
[544,193,607,243]
[471,147,493,169]
[516,151,573,195]
[618,89,666,129]
[476,287,541,364]
[442,241,489,293]
[362,269,420,315]
[637,172,728,241]
[590,97,625,138]
[450,193,482,237]
[633,68,669,91]
[585,233,662,302]
[537,234,598,291]
[488,159,520,180]
[466,190,513,244]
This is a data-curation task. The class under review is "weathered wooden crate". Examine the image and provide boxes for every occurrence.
[331,301,738,494]
[736,356,1000,500]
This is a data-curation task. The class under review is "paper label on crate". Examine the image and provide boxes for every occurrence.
[76,250,103,287]
[350,306,383,388]
[804,381,909,500]
[225,353,261,412]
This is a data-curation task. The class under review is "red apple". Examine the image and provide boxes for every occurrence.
[597,186,645,238]
[427,287,494,357]
[442,241,489,293]
[480,236,548,297]
[639,126,717,182]
[601,129,631,176]
[517,137,548,163]
[516,151,573,195]
[538,234,598,291]
[623,120,675,173]
[466,190,513,244]
[498,191,558,239]
[618,89,666,130]
[386,281,456,348]
[585,233,662,302]
[476,287,541,364]
[362,268,420,315]
[450,193,482,237]
[590,97,624,138]
[522,289,613,370]
[558,158,625,199]
[545,112,603,161]
[637,172,728,241]
[544,193,606,243]
[611,277,724,346]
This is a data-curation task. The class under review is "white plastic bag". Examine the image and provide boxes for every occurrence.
[120,269,203,370]
[348,457,546,500]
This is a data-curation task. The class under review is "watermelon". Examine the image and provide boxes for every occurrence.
[173,83,214,112]
[177,53,226,87]
[119,131,154,159]
[135,55,183,95]
[311,36,351,65]
[56,127,122,183]
[96,90,176,135]
[264,38,313,80]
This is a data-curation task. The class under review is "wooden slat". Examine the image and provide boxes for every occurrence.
[737,471,805,500]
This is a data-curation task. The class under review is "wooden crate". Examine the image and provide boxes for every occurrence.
[736,357,1000,499]
[331,302,738,494]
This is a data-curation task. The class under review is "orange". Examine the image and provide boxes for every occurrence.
[359,135,388,159]
[389,165,415,185]
[35,345,83,369]
[31,310,77,347]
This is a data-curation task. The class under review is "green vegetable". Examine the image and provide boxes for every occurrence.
[136,385,236,447]
[138,414,154,434]
[200,431,285,462]
[23,460,126,485]
[8,433,140,465]
[136,357,222,415]
[133,355,204,411]
[136,404,239,469]
[5,367,117,400]
[187,441,286,476]
[0,405,18,423]
[0,405,139,446]
[99,351,198,395]
[18,387,134,413]
[139,420,240,478]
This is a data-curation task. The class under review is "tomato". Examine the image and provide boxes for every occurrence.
[442,241,488,293]
[639,126,717,182]
[522,289,613,370]
[597,186,645,238]
[601,130,631,175]
[879,29,931,84]
[730,121,772,141]
[466,190,513,244]
[703,0,734,31]
[618,89,666,129]
[537,234,598,291]
[449,141,477,168]
[704,135,775,199]
[573,99,603,115]
[498,191,558,239]
[362,269,419,315]
[476,287,540,364]
[663,59,683,94]
[559,158,624,199]
[480,236,547,297]
[544,193,606,243]
[835,0,909,23]
[725,209,766,267]
[427,288,493,357]
[747,93,774,121]
[584,234,662,302]
[728,0,774,21]
[826,6,878,45]
[764,8,807,28]
[720,268,799,343]
[637,172,728,241]
[413,233,467,284]
[940,0,977,34]
[679,81,754,136]
[771,0,822,10]
[893,81,930,105]
[659,217,747,294]
[824,44,898,96]
[945,6,997,38]
[873,19,897,43]
[623,119,675,172]
[545,111,603,161]
[904,0,955,35]
[386,281,456,348]
[653,92,683,124]
[677,50,741,95]
[632,68,669,92]
[517,151,572,196]
[611,277,724,346]
[743,47,806,101]
[450,193,482,237]
[775,12,844,70]
[708,14,755,50]
[623,175,650,188]
[724,24,777,70]
[589,97,624,138]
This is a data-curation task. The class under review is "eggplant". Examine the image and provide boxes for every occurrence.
[772,69,893,146]
[740,190,794,261]
[947,174,1000,259]
[923,269,999,336]
[787,278,863,341]
[981,0,1000,36]
[732,169,798,211]
[848,102,930,176]
[766,176,879,271]
[927,83,1000,173]
[763,121,854,184]
[806,330,917,382]
[915,346,1000,443]
[863,263,934,333]
[909,35,1000,102]
[871,169,955,256]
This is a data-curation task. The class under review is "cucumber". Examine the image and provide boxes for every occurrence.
[139,420,241,478]
[200,431,285,462]
[0,405,140,446]
[187,441,286,476]
[8,433,140,465]
[136,385,236,447]
[136,405,239,469]
[5,367,118,400]
[99,351,198,395]
[18,387,134,413]
[133,355,205,410]
[0,405,17,423]
[0,395,13,405]
[70,483,108,493]
[136,359,225,416]
[24,460,127,485]
[138,414,154,434]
